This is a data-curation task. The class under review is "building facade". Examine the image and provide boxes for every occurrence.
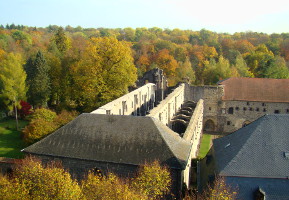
[188,77,289,134]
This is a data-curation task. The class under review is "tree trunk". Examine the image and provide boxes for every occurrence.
[14,102,19,131]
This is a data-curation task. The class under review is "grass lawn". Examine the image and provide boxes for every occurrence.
[0,118,28,158]
[198,134,212,158]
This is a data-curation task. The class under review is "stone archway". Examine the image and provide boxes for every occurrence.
[204,119,216,132]
[242,120,251,127]
[172,119,188,136]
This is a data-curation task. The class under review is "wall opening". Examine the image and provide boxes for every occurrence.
[242,121,251,127]
[228,107,234,114]
[204,119,215,132]
[172,121,187,135]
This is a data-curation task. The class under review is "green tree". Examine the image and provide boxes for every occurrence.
[233,54,254,77]
[176,57,196,84]
[52,27,71,54]
[245,44,274,77]
[28,108,57,122]
[262,56,289,79]
[25,51,51,108]
[71,37,137,112]
[0,52,27,129]
[203,56,232,85]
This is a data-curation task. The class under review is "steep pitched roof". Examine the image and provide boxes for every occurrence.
[23,114,191,169]
[218,77,289,102]
[213,114,289,178]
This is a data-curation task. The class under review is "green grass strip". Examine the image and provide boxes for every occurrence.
[0,119,28,158]
[198,134,211,158]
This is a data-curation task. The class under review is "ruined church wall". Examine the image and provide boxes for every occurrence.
[182,99,204,188]
[91,83,156,116]
[148,84,185,126]
[183,99,204,157]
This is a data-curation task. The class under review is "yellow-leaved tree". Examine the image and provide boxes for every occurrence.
[71,37,137,112]
[131,160,171,199]
[0,157,83,200]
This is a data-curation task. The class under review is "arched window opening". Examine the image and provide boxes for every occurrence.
[172,121,187,136]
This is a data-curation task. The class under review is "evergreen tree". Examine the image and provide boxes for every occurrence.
[25,51,51,108]
[53,27,71,54]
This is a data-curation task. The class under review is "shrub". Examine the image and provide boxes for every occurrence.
[82,172,147,200]
[28,108,57,122]
[18,100,32,119]
[54,110,78,127]
[22,118,57,144]
[12,157,83,200]
[22,109,77,144]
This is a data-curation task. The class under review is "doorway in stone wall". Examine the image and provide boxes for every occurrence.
[204,119,215,132]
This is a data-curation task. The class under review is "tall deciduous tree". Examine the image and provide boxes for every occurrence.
[132,161,171,199]
[0,52,26,129]
[233,54,254,77]
[262,56,289,79]
[71,37,137,112]
[176,57,195,84]
[25,51,51,108]
[203,56,232,85]
[153,49,178,84]
[245,44,274,77]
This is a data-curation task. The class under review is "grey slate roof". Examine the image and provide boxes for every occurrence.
[23,114,191,169]
[213,114,289,178]
[225,176,289,200]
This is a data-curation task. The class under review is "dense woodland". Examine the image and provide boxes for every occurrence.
[1,24,289,113]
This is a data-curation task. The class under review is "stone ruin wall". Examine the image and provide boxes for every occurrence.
[148,83,185,126]
[91,83,156,116]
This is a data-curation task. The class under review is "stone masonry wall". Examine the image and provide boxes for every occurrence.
[187,85,289,134]
[91,83,156,116]
[182,99,204,188]
[220,100,289,133]
[148,84,185,126]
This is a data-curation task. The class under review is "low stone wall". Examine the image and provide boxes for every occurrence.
[148,84,185,126]
[0,157,18,175]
